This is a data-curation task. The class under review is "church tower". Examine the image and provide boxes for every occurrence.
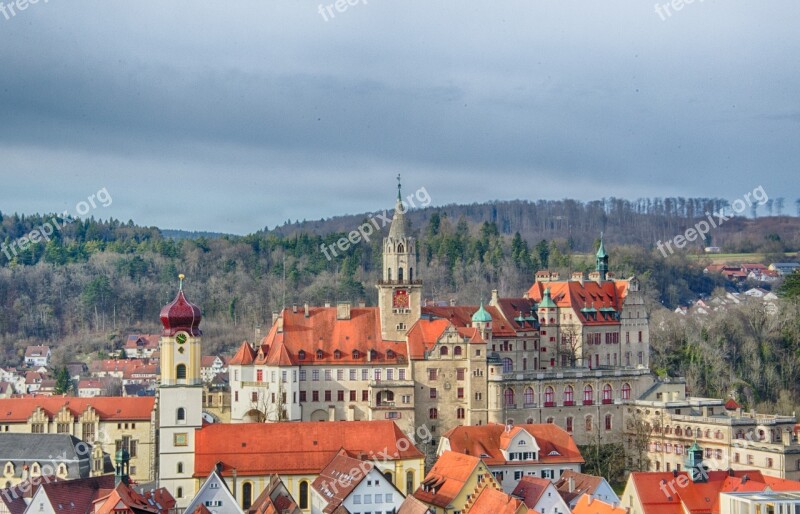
[378,177,422,341]
[596,232,609,281]
[158,274,203,508]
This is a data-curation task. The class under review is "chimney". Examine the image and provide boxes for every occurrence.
[276,316,284,333]
[571,272,585,285]
[337,302,351,320]
[271,311,279,323]
[450,299,456,307]
[304,303,309,318]
[491,289,499,306]
[325,301,331,308]
[358,300,366,308]
[292,304,298,313]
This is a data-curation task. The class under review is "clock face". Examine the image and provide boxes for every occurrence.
[176,333,187,345]
[393,289,409,309]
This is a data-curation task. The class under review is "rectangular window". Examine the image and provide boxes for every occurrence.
[337,369,344,381]
[271,392,276,403]
[399,368,406,380]
[402,395,410,404]
[430,388,437,399]
[514,471,523,480]
[251,391,258,402]
[457,387,464,399]
[325,369,332,381]
[312,370,320,381]
[385,494,392,503]
[312,391,319,402]
[387,368,394,381]
[256,369,264,382]
[428,368,438,381]
[300,370,307,381]
[325,390,332,401]
[337,390,344,401]
[362,369,369,381]
[374,369,382,382]
[456,368,465,381]
[281,371,287,382]
[300,391,307,402]
[350,390,356,401]
[82,422,95,442]
[362,390,368,402]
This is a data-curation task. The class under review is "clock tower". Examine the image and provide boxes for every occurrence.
[378,178,422,341]
[158,275,203,508]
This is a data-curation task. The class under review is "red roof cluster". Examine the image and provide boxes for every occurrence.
[414,451,485,508]
[527,280,629,326]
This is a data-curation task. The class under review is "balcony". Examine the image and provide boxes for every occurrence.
[506,404,518,410]
[544,402,555,408]
[583,400,594,406]
[563,401,575,407]
[602,399,613,405]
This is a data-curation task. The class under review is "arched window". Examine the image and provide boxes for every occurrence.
[524,387,534,405]
[440,346,449,356]
[406,470,415,494]
[622,383,631,400]
[566,416,574,432]
[563,385,574,405]
[583,384,594,405]
[502,358,513,373]
[457,407,465,420]
[57,464,67,478]
[388,268,392,281]
[298,350,306,360]
[352,350,360,359]
[177,408,185,423]
[299,481,309,510]
[605,414,613,431]
[243,482,253,509]
[398,243,404,253]
[429,408,438,419]
[409,267,414,282]
[334,350,342,359]
[603,384,613,403]
[546,417,554,424]
[504,388,515,407]
[398,267,404,283]
[176,487,183,499]
[705,429,711,439]
[177,462,183,474]
[176,364,187,380]
[526,418,534,424]
[586,415,594,431]
[544,386,555,406]
[676,427,683,436]
[316,349,324,359]
[384,471,393,484]
[454,346,462,356]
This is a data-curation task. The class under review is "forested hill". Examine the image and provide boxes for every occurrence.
[268,197,800,255]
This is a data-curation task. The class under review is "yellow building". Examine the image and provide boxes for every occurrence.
[413,450,501,514]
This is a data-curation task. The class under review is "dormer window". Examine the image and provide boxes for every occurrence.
[387,350,396,359]
[298,350,306,360]
[352,350,360,359]
[334,350,342,359]
[370,350,377,359]
[316,350,324,359]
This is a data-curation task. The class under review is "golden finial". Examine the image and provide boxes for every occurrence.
[179,274,185,291]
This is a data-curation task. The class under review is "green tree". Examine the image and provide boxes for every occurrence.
[54,366,73,395]
[778,270,800,299]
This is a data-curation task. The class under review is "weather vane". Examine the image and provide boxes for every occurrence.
[179,273,185,291]
[397,173,402,200]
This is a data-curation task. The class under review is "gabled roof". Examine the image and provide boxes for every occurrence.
[406,318,484,360]
[312,451,376,513]
[194,420,422,477]
[229,342,256,365]
[527,280,629,326]
[442,423,584,466]
[414,451,484,509]
[512,476,552,509]
[468,486,533,514]
[398,495,434,514]
[248,474,300,514]
[94,482,175,514]
[0,476,65,514]
[185,469,241,514]
[25,345,50,358]
[124,334,160,350]
[553,471,608,506]
[493,298,539,331]
[571,495,625,514]
[422,305,517,336]
[0,397,155,422]
[37,475,116,514]
[252,307,408,366]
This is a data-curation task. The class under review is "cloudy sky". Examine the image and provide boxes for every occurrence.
[0,1,798,234]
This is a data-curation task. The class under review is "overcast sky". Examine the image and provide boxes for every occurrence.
[0,1,798,234]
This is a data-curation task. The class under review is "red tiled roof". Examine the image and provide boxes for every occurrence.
[201,355,228,367]
[406,318,484,360]
[571,495,625,514]
[40,475,116,514]
[194,420,422,478]
[442,423,584,466]
[0,396,156,422]
[422,306,517,337]
[230,341,256,365]
[528,280,628,326]
[94,482,175,514]
[312,451,373,512]
[512,476,551,508]
[467,486,531,514]
[124,334,160,350]
[724,399,740,410]
[414,451,483,509]
[494,298,540,332]
[553,470,605,504]
[255,307,408,365]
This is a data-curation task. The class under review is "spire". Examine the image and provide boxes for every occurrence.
[179,273,185,291]
[596,232,607,259]
[388,175,408,240]
[595,232,609,281]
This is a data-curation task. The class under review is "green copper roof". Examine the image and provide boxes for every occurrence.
[596,232,607,259]
[538,288,556,308]
[472,301,493,323]
[687,441,702,453]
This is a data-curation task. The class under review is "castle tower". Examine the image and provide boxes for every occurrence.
[378,176,422,341]
[114,448,130,487]
[685,441,707,483]
[158,274,203,508]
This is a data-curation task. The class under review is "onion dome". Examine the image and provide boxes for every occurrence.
[160,274,202,336]
[538,288,556,309]
[471,301,493,323]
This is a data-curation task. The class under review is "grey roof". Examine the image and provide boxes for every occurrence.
[0,434,92,479]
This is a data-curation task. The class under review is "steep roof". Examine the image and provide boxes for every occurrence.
[422,305,517,337]
[0,397,155,422]
[253,307,408,366]
[94,482,175,514]
[38,475,116,514]
[194,420,422,477]
[571,495,625,514]
[312,451,374,513]
[442,423,584,466]
[468,486,533,514]
[493,298,539,332]
[512,476,552,508]
[553,470,606,505]
[527,280,629,326]
[414,451,483,509]
[24,345,50,358]
[248,474,300,514]
[229,341,256,365]
[406,318,484,360]
[397,495,434,514]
